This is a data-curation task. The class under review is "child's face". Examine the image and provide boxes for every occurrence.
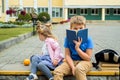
[71,24,85,30]
[38,33,46,41]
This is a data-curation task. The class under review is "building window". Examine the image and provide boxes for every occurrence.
[113,8,120,15]
[0,7,1,17]
[2,0,4,13]
[69,8,77,15]
[13,7,19,17]
[24,7,32,13]
[7,7,19,17]
[105,8,110,15]
[91,8,99,15]
[10,7,33,17]
[38,8,48,13]
[52,8,63,17]
[80,8,88,15]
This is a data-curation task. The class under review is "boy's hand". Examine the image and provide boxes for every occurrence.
[73,37,82,50]
[53,59,58,66]
[72,67,75,76]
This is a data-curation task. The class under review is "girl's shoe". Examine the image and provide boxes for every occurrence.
[49,77,54,80]
[25,73,38,80]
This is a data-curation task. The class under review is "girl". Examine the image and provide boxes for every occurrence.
[25,24,64,80]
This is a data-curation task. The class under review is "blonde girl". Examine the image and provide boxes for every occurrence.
[25,24,64,80]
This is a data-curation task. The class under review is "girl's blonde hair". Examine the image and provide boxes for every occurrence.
[70,15,86,28]
[36,21,52,30]
[36,23,56,40]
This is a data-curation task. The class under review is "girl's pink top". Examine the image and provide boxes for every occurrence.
[45,38,64,63]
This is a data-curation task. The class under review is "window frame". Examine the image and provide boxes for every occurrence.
[0,6,1,17]
[24,7,32,13]
[80,8,88,15]
[91,8,99,15]
[52,7,63,18]
[2,0,4,13]
[69,8,77,15]
[113,8,120,15]
[37,7,48,13]
[105,8,110,15]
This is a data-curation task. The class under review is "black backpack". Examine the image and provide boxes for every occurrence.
[92,49,120,69]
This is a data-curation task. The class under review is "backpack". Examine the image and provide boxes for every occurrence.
[92,49,120,69]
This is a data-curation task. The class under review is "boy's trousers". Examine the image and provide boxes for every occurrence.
[54,60,92,80]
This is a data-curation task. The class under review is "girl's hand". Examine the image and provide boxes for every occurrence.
[53,59,58,66]
[73,37,82,50]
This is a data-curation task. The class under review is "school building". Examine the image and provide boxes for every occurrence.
[0,0,120,22]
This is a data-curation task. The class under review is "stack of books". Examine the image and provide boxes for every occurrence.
[98,62,120,71]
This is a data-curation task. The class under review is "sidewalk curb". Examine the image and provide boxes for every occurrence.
[0,32,33,52]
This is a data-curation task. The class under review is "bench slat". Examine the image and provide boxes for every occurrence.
[0,71,119,76]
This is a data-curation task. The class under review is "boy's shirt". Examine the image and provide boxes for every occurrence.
[64,37,94,60]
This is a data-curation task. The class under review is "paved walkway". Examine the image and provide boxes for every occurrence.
[0,22,120,71]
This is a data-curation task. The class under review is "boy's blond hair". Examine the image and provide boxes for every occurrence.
[70,15,86,28]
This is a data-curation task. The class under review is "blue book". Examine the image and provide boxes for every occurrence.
[66,28,88,44]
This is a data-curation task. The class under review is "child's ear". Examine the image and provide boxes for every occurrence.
[70,24,73,29]
[84,24,86,28]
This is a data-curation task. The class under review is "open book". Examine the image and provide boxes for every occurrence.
[99,62,120,67]
[66,28,88,44]
[98,62,120,71]
[98,67,119,71]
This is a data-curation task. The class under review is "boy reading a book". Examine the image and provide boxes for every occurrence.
[54,15,94,80]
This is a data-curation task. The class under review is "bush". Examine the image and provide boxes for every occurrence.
[38,12,50,23]
[18,13,32,22]
[13,21,25,25]
[22,23,32,28]
[0,23,18,28]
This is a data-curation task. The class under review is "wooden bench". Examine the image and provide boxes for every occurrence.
[0,70,119,80]
[0,70,119,76]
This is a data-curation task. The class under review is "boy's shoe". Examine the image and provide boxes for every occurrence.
[25,73,38,80]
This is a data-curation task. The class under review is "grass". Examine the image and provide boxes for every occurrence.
[0,27,33,41]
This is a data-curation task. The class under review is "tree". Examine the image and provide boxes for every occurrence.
[18,13,32,22]
[38,12,50,23]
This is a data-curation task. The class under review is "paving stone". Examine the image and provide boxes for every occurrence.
[0,22,120,71]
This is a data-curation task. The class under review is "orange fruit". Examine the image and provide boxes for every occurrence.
[23,59,30,66]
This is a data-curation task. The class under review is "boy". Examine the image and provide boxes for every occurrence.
[53,16,94,80]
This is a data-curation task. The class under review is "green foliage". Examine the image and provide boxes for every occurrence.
[0,21,4,23]
[38,12,50,23]
[18,13,32,22]
[0,21,19,28]
[0,27,32,41]
[13,21,25,25]
[0,24,18,28]
[0,21,32,28]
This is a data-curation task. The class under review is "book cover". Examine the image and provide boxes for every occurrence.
[66,28,88,44]
[99,62,120,67]
[99,66,119,68]
[98,66,119,71]
[99,68,119,71]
